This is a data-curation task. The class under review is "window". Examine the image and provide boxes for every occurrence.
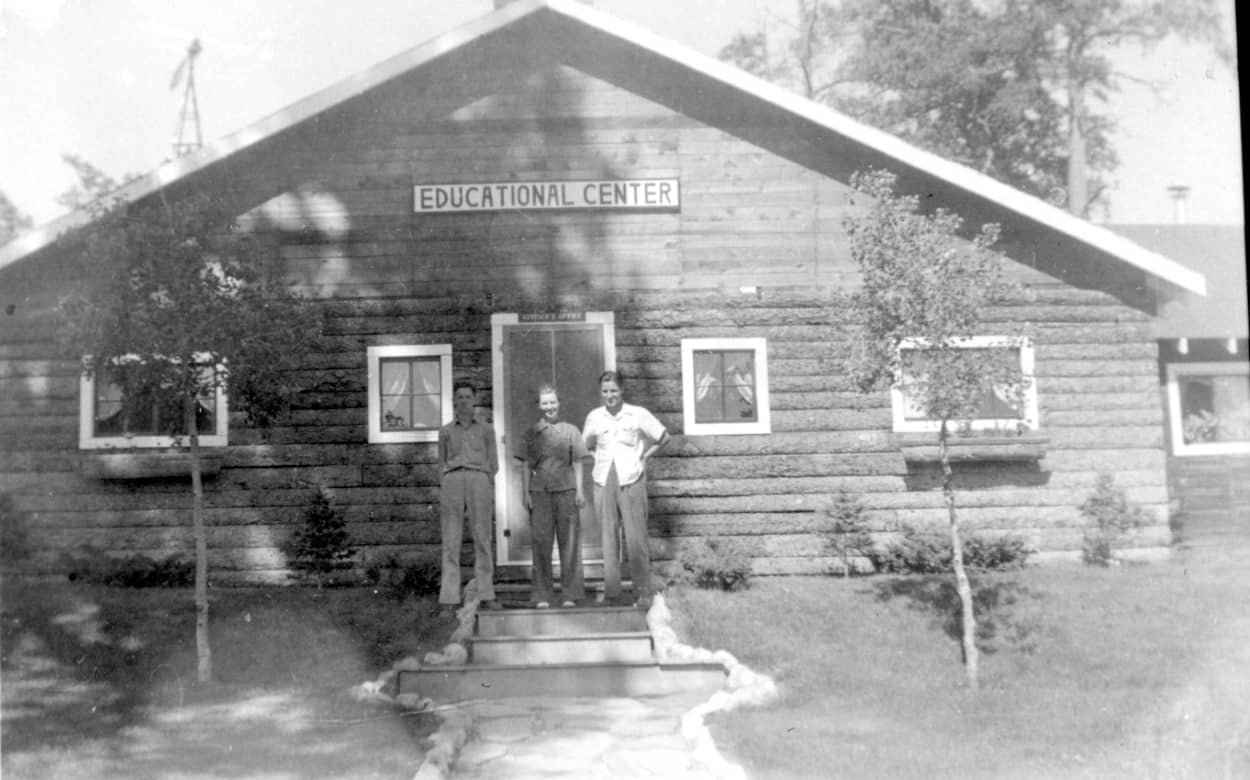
[366,345,453,443]
[892,336,1038,433]
[79,355,228,449]
[681,337,770,435]
[1166,361,1250,456]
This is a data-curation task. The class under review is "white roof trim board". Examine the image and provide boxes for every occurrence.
[0,0,1207,296]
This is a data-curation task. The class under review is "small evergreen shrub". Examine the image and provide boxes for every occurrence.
[820,491,875,577]
[676,537,753,591]
[62,547,195,587]
[868,526,1031,574]
[1080,473,1149,566]
[289,488,356,586]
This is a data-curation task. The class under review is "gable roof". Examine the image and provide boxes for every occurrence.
[0,0,1207,298]
[1109,224,1246,339]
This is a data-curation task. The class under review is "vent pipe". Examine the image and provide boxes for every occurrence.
[1167,185,1191,225]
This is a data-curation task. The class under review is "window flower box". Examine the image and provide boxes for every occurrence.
[79,451,224,480]
[896,433,1048,464]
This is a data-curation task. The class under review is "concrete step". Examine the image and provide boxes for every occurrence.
[471,630,653,665]
[399,659,727,700]
[476,605,646,637]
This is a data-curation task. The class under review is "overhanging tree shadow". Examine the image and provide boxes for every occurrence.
[870,574,1043,657]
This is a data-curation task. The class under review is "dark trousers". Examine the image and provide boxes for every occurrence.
[595,465,651,600]
[529,489,585,603]
[439,469,495,605]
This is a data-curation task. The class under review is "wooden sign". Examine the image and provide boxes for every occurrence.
[518,312,586,323]
[414,179,680,213]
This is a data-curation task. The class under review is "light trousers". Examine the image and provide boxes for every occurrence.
[595,465,651,600]
[439,469,495,605]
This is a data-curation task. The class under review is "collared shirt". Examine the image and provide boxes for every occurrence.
[522,418,588,493]
[582,403,667,487]
[439,417,498,477]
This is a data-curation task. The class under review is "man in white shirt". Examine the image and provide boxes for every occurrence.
[582,370,669,606]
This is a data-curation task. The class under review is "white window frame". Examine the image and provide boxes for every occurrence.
[891,336,1038,434]
[681,337,771,436]
[79,353,229,450]
[367,344,453,444]
[1165,361,1250,457]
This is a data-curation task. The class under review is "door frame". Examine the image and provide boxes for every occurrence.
[490,311,616,567]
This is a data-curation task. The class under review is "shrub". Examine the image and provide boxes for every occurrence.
[820,491,875,577]
[677,537,753,591]
[0,494,33,567]
[62,547,195,588]
[868,526,1031,574]
[289,488,356,586]
[1080,473,1149,566]
[365,551,442,600]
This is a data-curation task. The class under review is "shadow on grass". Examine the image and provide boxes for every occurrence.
[1,578,452,776]
[870,574,1042,655]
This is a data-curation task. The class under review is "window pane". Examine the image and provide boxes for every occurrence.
[412,359,441,395]
[381,360,410,395]
[94,380,125,435]
[1181,372,1250,444]
[409,394,442,429]
[901,347,1023,422]
[693,350,758,424]
[378,356,443,431]
[381,395,410,429]
[722,350,757,422]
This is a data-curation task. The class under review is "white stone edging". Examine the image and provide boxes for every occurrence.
[647,592,779,780]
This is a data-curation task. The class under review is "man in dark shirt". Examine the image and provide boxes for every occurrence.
[437,382,499,613]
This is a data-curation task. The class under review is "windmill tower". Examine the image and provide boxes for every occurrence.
[170,38,203,157]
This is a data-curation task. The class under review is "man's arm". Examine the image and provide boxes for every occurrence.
[641,429,669,464]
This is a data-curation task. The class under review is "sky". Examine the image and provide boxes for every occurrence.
[0,0,1242,228]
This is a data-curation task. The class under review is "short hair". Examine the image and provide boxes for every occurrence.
[536,383,559,401]
[453,381,476,397]
[598,370,624,389]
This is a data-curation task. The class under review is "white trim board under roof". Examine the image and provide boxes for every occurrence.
[0,0,1206,299]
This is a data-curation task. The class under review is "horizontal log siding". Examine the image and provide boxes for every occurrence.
[0,64,1170,580]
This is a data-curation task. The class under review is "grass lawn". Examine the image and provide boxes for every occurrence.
[1,581,454,779]
[670,545,1250,780]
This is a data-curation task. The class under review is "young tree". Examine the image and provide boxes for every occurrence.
[721,0,1232,216]
[55,153,143,213]
[844,170,1027,690]
[1,190,33,246]
[60,193,320,684]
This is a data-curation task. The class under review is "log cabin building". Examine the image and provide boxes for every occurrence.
[1109,223,1249,549]
[0,0,1215,583]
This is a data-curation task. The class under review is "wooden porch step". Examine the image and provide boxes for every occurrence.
[476,605,646,637]
[398,659,727,700]
[471,630,654,665]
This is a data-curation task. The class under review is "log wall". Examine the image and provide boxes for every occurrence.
[0,64,1172,582]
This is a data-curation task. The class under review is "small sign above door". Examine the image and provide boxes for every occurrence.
[414,179,680,214]
[518,312,586,323]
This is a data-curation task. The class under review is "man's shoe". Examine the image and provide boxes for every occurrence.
[535,601,550,609]
[481,599,501,610]
[561,600,577,608]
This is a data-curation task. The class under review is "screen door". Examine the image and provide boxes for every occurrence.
[491,313,615,566]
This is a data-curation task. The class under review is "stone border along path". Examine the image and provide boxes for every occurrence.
[350,587,777,779]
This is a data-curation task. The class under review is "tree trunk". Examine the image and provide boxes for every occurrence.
[1066,71,1088,217]
[186,398,212,684]
[940,420,979,691]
